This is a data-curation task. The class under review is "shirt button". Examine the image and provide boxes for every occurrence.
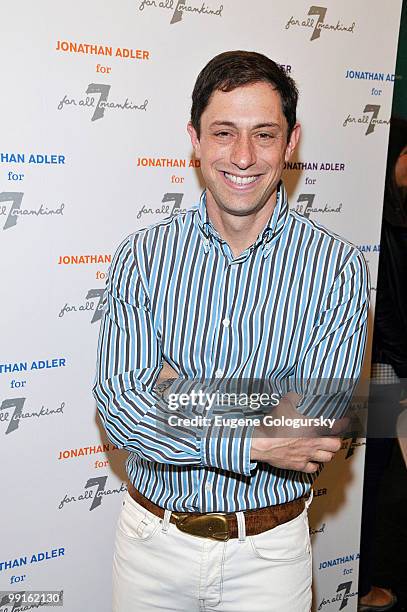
[203,238,209,246]
[215,369,223,378]
[222,318,230,327]
[205,483,212,491]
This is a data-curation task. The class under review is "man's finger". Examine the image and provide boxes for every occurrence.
[311,450,336,463]
[316,437,342,453]
[303,462,320,473]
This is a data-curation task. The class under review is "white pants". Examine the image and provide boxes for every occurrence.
[113,492,312,612]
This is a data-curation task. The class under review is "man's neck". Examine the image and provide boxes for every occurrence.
[205,193,277,258]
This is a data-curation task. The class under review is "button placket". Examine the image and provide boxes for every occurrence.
[209,256,230,379]
[215,262,239,379]
[212,259,235,380]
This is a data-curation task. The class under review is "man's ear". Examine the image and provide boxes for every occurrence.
[187,121,201,159]
[284,123,301,162]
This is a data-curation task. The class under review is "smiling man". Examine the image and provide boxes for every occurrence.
[93,51,369,612]
[187,85,298,256]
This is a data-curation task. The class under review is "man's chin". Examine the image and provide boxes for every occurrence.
[217,196,270,217]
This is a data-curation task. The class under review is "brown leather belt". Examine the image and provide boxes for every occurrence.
[127,483,306,542]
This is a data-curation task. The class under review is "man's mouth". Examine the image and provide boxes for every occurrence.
[223,172,260,186]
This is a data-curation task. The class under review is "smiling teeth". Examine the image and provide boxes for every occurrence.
[224,172,258,185]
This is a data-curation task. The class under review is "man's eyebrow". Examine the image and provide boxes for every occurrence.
[253,122,281,130]
[209,121,281,130]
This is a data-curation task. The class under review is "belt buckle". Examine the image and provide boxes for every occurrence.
[172,512,230,541]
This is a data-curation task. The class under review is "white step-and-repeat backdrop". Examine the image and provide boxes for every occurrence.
[0,1,402,610]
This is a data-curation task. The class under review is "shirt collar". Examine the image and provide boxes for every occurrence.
[196,190,222,241]
[261,181,289,258]
[195,181,289,258]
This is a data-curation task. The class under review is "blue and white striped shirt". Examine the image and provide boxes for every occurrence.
[93,182,369,512]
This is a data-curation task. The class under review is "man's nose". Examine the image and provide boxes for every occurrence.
[230,135,256,169]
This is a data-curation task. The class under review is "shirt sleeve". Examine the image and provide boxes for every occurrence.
[293,247,370,418]
[92,234,254,476]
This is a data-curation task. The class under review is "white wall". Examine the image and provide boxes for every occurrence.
[0,1,402,610]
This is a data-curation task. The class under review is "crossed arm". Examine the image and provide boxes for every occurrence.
[93,236,369,476]
[156,365,342,474]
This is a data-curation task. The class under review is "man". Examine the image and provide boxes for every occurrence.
[93,51,369,611]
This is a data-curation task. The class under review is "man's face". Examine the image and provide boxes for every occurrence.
[188,81,300,217]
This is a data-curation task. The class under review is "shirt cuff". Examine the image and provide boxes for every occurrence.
[200,420,257,476]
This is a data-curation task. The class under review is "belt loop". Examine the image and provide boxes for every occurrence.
[236,511,246,542]
[161,509,172,533]
[305,490,314,509]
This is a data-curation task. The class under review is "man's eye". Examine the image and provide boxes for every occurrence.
[258,133,273,139]
[214,131,231,137]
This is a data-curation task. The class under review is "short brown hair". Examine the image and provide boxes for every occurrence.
[191,50,298,141]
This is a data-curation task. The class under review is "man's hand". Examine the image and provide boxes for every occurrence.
[250,392,342,473]
[251,432,341,473]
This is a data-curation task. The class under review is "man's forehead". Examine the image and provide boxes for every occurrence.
[204,83,283,110]
[202,83,286,127]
